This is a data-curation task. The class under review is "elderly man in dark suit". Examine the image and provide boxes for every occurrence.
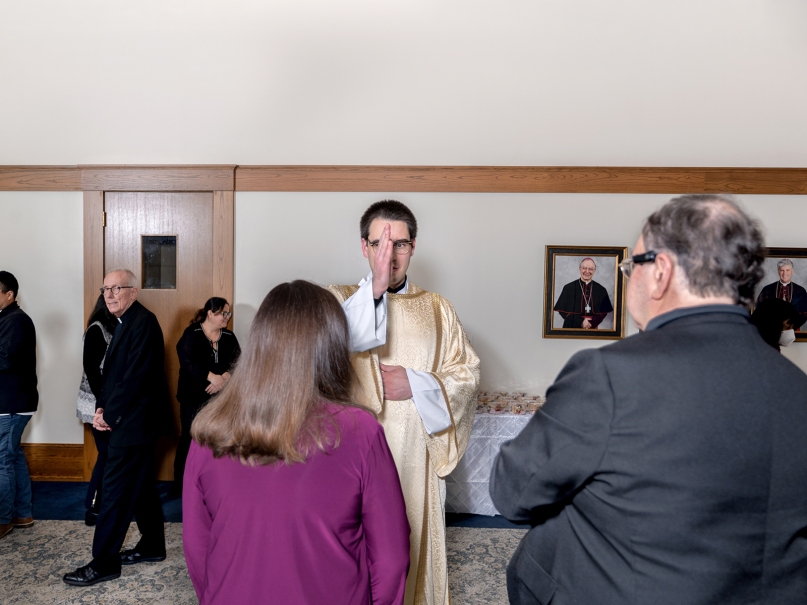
[491,195,807,605]
[64,269,169,586]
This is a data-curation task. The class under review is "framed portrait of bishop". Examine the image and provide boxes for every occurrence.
[754,247,807,341]
[543,245,628,340]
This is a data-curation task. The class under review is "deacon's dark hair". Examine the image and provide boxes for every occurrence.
[87,293,117,333]
[750,298,802,351]
[191,280,368,465]
[191,297,230,325]
[642,194,765,308]
[359,200,418,241]
[0,270,19,298]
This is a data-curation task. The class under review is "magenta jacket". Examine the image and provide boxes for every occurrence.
[183,405,410,605]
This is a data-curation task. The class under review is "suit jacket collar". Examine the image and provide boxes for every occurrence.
[0,300,20,317]
[646,304,748,332]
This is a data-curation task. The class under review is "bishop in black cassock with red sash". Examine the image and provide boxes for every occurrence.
[554,257,614,329]
[756,259,807,329]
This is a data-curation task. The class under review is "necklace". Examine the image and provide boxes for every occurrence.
[201,323,222,362]
[579,279,593,314]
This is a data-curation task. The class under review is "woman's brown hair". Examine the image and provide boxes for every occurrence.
[191,280,367,465]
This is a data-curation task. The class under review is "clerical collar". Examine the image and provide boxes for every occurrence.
[780,281,791,287]
[645,304,748,332]
[388,277,408,294]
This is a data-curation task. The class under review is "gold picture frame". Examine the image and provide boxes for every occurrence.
[543,245,628,340]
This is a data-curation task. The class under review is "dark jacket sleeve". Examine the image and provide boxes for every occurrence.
[489,348,615,522]
[83,325,109,400]
[102,314,164,422]
[176,328,210,382]
[226,333,241,373]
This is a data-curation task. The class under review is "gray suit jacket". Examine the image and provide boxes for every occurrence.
[490,307,807,605]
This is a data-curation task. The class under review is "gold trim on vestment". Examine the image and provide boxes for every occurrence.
[369,351,383,405]
[387,289,430,300]
[430,293,442,373]
[414,449,431,605]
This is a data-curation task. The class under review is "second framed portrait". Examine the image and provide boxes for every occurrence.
[543,245,628,340]
[754,248,807,341]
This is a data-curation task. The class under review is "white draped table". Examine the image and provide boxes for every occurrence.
[445,413,533,516]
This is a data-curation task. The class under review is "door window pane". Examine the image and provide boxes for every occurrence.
[142,236,177,289]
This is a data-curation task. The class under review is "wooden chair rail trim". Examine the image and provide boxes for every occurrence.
[79,165,236,192]
[1,165,806,194]
[0,166,82,191]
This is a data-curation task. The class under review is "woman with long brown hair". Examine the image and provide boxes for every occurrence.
[182,281,410,605]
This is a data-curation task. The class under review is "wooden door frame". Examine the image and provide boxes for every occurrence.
[82,166,235,480]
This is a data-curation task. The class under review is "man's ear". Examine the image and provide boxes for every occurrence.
[409,238,416,256]
[650,253,676,300]
[361,238,370,259]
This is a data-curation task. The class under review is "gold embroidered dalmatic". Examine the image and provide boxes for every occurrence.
[328,283,480,605]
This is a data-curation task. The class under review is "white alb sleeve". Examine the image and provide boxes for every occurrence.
[342,276,387,352]
[405,368,451,434]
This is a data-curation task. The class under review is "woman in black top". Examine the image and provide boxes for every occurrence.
[76,294,118,525]
[172,297,240,493]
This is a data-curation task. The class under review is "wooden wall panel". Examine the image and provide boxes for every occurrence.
[80,165,235,192]
[83,191,105,323]
[82,191,105,479]
[22,444,84,482]
[212,190,235,305]
[0,166,81,190]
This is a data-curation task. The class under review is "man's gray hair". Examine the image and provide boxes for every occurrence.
[107,269,137,287]
[641,194,765,307]
[777,259,794,270]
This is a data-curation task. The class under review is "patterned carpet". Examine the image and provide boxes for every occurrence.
[0,521,525,604]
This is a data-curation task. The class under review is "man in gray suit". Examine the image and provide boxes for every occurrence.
[490,195,807,605]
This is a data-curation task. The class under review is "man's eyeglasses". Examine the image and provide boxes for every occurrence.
[100,286,135,295]
[619,250,657,279]
[215,311,233,319]
[365,239,413,255]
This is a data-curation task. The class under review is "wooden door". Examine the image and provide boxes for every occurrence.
[104,191,215,480]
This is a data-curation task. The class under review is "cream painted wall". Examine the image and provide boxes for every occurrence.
[234,192,807,395]
[1,1,806,166]
[2,191,805,444]
[0,192,85,444]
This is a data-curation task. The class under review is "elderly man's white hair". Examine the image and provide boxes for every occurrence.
[106,269,137,287]
[777,259,794,269]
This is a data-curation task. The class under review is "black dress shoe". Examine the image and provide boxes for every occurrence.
[63,564,120,586]
[120,548,167,565]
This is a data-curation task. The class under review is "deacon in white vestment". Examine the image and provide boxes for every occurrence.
[328,200,480,605]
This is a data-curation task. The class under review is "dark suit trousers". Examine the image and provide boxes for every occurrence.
[90,442,165,574]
